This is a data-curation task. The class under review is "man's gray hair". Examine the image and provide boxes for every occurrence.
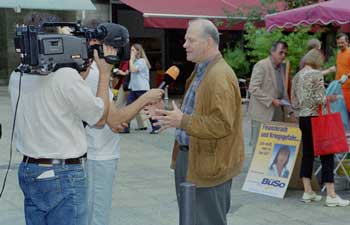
[270,41,288,53]
[189,19,220,45]
[307,38,321,50]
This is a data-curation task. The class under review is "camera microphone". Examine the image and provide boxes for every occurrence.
[158,66,180,89]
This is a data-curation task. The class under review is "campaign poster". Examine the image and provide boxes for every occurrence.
[242,122,301,198]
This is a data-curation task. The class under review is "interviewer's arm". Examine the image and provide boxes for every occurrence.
[118,69,129,76]
[107,89,164,128]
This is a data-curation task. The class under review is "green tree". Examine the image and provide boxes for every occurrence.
[223,45,250,78]
[323,48,337,82]
[285,0,324,9]
[223,23,321,77]
[222,0,332,78]
[245,23,320,74]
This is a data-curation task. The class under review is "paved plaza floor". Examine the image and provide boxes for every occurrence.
[0,86,350,225]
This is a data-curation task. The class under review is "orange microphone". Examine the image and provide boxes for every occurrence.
[158,65,180,89]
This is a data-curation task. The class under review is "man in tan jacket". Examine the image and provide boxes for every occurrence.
[152,19,244,225]
[248,41,293,151]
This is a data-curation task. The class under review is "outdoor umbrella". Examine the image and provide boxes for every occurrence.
[265,0,350,31]
[120,0,284,29]
[0,0,95,11]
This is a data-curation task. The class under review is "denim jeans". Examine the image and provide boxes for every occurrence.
[18,162,87,225]
[86,159,118,225]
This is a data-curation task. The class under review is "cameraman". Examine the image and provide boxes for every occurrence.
[8,17,119,225]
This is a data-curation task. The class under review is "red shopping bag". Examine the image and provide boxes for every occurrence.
[311,101,348,156]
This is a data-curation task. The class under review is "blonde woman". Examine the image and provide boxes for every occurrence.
[123,43,159,133]
[292,49,349,207]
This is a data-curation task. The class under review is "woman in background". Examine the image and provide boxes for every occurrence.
[292,49,349,207]
[124,43,159,133]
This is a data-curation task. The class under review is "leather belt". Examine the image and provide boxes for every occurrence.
[179,145,189,152]
[23,153,87,165]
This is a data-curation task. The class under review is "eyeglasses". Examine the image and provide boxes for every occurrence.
[279,51,288,56]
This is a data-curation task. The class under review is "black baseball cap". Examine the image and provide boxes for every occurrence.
[97,23,129,48]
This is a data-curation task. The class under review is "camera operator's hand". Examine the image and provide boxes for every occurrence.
[94,44,116,77]
[93,44,116,127]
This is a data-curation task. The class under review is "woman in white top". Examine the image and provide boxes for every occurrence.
[124,43,159,133]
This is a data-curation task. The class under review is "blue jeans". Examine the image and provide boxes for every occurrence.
[18,162,87,225]
[86,159,118,225]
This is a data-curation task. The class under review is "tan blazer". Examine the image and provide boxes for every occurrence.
[248,57,289,122]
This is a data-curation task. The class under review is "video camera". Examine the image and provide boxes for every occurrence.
[14,22,130,75]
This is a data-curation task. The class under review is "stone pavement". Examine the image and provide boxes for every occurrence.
[0,85,350,225]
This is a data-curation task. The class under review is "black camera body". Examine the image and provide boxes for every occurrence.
[14,22,130,75]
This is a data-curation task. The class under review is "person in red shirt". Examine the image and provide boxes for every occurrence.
[113,60,129,105]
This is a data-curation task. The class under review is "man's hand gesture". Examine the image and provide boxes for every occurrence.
[151,101,183,132]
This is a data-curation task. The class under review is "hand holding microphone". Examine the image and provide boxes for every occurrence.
[143,89,165,105]
[142,63,180,106]
[143,65,180,122]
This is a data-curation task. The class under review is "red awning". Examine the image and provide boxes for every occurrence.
[265,0,350,31]
[120,0,283,30]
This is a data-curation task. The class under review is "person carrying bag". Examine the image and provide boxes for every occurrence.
[291,49,349,207]
[312,99,348,156]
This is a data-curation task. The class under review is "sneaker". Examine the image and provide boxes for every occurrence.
[325,195,350,207]
[150,129,159,134]
[135,127,147,131]
[301,192,322,203]
[120,127,130,134]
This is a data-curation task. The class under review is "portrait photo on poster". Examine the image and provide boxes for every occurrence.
[267,144,296,179]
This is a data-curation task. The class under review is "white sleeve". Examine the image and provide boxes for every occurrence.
[58,68,104,126]
[8,71,20,115]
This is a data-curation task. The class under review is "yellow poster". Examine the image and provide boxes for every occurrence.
[242,122,301,198]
